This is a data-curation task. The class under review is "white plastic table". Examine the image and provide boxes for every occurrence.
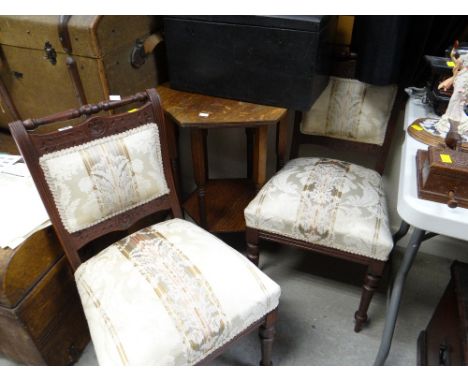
[374,94,468,365]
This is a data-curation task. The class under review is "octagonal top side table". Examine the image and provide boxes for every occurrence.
[157,83,288,233]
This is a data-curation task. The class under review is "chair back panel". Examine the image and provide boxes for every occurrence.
[290,78,405,175]
[9,89,182,270]
[301,77,398,146]
[39,121,169,234]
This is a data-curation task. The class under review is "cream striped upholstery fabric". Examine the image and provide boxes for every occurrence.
[75,218,281,365]
[301,77,397,146]
[39,123,169,233]
[244,158,393,261]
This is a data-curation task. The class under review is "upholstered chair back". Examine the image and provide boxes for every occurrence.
[290,76,404,175]
[39,122,169,234]
[301,77,398,146]
[10,89,182,270]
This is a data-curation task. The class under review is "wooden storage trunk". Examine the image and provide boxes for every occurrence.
[164,16,336,110]
[0,15,163,131]
[417,261,468,366]
[0,131,89,365]
[0,225,90,365]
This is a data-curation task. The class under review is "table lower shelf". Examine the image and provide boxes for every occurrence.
[183,178,257,233]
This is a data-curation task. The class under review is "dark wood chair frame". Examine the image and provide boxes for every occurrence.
[9,88,277,365]
[246,88,406,332]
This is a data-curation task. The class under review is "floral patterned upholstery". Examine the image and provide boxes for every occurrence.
[39,123,169,233]
[75,218,281,365]
[301,77,397,146]
[244,158,393,261]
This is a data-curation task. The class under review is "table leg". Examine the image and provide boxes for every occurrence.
[245,127,254,180]
[276,112,289,171]
[190,128,208,228]
[252,125,268,192]
[393,220,410,244]
[373,227,425,365]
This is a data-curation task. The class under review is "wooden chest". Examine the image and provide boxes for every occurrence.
[0,134,90,366]
[0,15,163,131]
[418,261,468,366]
[0,226,90,365]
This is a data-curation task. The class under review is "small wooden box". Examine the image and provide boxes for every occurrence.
[416,146,468,208]
[418,261,468,366]
[0,226,90,365]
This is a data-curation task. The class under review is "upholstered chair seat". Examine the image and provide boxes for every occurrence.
[244,77,402,333]
[245,157,393,261]
[11,89,280,365]
[75,218,280,365]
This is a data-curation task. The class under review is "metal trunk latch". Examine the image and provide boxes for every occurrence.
[130,33,163,69]
[130,39,146,68]
[44,41,57,65]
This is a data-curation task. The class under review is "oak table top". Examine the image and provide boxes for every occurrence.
[157,83,287,128]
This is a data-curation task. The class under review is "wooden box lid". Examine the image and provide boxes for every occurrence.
[427,146,468,178]
[0,16,157,59]
[417,146,468,208]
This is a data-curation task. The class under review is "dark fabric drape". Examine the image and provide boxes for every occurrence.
[351,16,467,87]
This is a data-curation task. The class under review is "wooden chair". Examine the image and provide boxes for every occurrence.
[9,88,280,365]
[245,77,405,332]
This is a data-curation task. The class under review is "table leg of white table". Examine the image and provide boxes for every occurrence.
[393,220,410,243]
[374,227,426,365]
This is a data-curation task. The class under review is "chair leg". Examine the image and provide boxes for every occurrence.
[354,261,386,332]
[246,227,260,266]
[259,309,278,366]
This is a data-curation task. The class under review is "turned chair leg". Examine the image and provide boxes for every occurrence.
[246,227,260,266]
[259,309,278,366]
[354,261,386,332]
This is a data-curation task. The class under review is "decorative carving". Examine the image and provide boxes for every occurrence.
[23,92,149,130]
[71,195,172,248]
[88,119,106,138]
[435,43,468,135]
[32,103,156,156]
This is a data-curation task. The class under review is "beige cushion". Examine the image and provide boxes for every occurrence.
[244,158,393,261]
[75,218,280,365]
[301,77,397,146]
[39,123,169,233]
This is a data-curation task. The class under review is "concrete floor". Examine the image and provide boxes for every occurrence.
[209,235,453,366]
[0,232,455,366]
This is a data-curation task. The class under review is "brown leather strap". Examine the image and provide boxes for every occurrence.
[0,75,21,121]
[58,15,88,107]
[0,50,21,120]
[66,56,88,107]
[58,15,73,54]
